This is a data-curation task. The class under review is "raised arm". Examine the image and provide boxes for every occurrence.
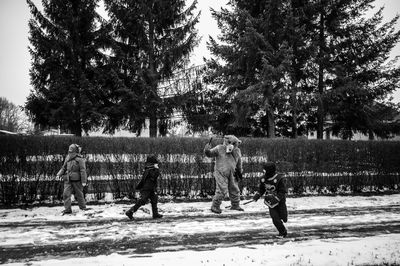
[204,143,219,158]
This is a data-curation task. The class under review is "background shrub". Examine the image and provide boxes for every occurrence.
[0,135,399,205]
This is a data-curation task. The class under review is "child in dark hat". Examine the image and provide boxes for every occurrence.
[253,162,288,238]
[125,155,163,220]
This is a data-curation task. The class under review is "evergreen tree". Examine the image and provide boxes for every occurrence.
[309,0,400,139]
[104,0,200,137]
[206,0,400,139]
[25,0,109,136]
[206,0,294,137]
[280,0,315,138]
[206,0,318,138]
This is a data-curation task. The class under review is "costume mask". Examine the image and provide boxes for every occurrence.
[223,135,241,153]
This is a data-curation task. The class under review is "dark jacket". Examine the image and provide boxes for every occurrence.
[136,163,160,191]
[257,173,287,201]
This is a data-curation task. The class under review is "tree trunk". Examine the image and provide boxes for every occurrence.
[73,107,82,137]
[290,87,298,138]
[265,97,275,138]
[290,0,298,139]
[148,10,158,138]
[325,128,330,139]
[317,10,325,139]
[368,129,374,140]
[149,115,157,138]
[74,120,82,137]
[73,90,82,137]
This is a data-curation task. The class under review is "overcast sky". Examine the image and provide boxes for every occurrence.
[0,0,399,107]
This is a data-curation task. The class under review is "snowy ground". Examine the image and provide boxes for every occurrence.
[1,194,400,265]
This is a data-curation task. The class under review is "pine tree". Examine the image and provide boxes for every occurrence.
[206,0,400,139]
[206,1,275,137]
[281,0,316,138]
[104,0,200,137]
[206,0,311,137]
[309,0,400,139]
[25,0,109,136]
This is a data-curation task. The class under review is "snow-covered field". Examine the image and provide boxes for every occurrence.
[1,194,400,266]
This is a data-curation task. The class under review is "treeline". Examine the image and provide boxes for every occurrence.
[24,0,400,139]
[203,0,400,139]
[1,136,399,204]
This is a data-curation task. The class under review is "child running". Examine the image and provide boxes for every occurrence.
[253,162,288,238]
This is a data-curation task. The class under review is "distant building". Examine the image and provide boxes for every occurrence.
[307,114,400,141]
[0,129,18,135]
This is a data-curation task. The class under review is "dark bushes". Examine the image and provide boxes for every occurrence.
[0,136,399,204]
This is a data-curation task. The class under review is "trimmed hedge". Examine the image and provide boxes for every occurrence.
[0,135,400,204]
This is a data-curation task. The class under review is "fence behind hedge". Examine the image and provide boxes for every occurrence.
[1,135,400,205]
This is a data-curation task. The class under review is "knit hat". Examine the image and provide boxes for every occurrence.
[263,162,276,178]
[146,155,159,164]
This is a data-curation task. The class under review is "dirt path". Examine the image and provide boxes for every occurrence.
[0,204,398,227]
[1,205,400,264]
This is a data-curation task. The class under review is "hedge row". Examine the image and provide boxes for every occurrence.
[2,173,398,205]
[0,135,400,204]
[2,135,400,170]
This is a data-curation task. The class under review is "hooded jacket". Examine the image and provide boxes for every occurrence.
[57,152,87,183]
[136,162,160,191]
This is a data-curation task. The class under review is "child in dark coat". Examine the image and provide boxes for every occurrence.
[253,162,288,238]
[125,155,163,220]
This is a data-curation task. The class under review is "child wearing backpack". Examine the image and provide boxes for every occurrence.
[57,144,88,215]
[125,155,163,220]
[253,162,288,238]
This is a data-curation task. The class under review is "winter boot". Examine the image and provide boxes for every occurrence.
[211,206,222,214]
[125,210,134,220]
[230,205,244,211]
[62,209,72,215]
[276,230,288,239]
[153,213,163,219]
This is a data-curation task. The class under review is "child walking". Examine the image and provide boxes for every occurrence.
[57,144,88,214]
[125,155,163,220]
[253,162,288,238]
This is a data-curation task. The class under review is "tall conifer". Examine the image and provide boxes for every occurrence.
[104,0,200,137]
[309,0,400,139]
[25,0,109,136]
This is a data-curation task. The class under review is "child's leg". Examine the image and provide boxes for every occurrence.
[149,191,161,218]
[71,182,86,210]
[63,182,73,212]
[278,200,288,223]
[128,190,150,213]
[269,206,287,235]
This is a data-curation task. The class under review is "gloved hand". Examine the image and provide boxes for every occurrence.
[253,193,261,202]
[205,137,213,149]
